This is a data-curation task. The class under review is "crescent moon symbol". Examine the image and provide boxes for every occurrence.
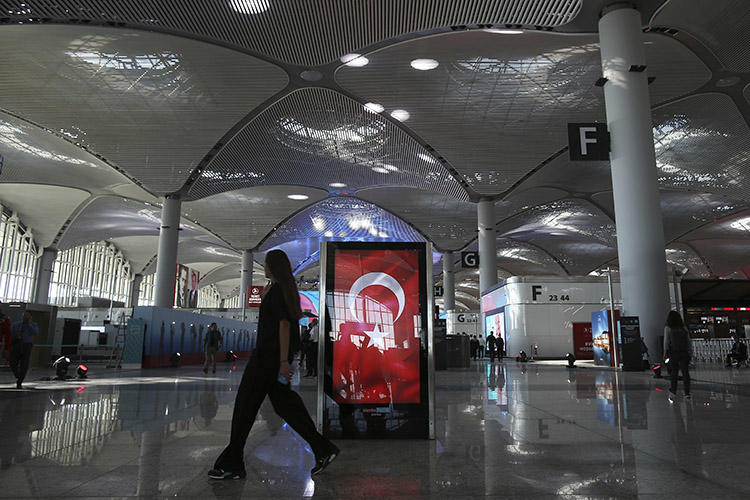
[347,272,405,323]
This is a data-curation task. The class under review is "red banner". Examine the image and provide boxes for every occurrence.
[572,322,593,360]
[331,248,421,404]
[246,286,263,307]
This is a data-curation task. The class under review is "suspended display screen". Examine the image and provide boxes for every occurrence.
[319,242,434,439]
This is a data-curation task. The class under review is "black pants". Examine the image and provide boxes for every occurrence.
[726,353,747,366]
[306,343,318,376]
[214,358,331,472]
[669,355,691,395]
[489,347,496,362]
[9,342,32,383]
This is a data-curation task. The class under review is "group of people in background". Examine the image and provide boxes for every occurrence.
[468,332,504,361]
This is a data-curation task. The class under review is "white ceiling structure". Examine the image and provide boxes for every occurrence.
[0,0,748,305]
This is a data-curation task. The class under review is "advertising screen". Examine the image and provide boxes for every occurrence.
[322,242,431,438]
[484,311,505,343]
[174,264,200,308]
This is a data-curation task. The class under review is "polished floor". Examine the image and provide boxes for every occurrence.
[1,359,749,499]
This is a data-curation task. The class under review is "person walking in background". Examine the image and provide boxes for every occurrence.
[487,332,496,362]
[203,322,223,374]
[470,335,479,360]
[209,250,338,480]
[9,311,38,389]
[478,333,485,359]
[664,311,692,402]
[496,336,505,359]
[305,318,319,377]
[0,302,11,363]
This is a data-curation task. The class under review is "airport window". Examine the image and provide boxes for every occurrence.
[0,207,39,302]
[198,284,223,308]
[138,273,155,306]
[223,293,241,308]
[49,241,132,307]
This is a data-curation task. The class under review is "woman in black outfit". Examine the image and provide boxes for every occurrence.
[209,250,339,479]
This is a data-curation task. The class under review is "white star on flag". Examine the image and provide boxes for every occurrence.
[365,324,388,348]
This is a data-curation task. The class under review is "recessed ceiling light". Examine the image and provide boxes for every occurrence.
[364,102,384,113]
[390,109,410,121]
[418,152,437,164]
[229,0,269,14]
[341,53,369,67]
[329,182,347,188]
[287,194,309,200]
[372,167,388,173]
[410,58,439,70]
[324,231,334,237]
[483,28,524,34]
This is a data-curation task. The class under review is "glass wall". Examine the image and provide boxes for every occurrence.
[138,273,155,306]
[198,284,222,308]
[224,293,241,308]
[49,241,132,306]
[0,207,39,302]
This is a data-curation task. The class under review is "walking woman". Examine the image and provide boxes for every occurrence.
[209,250,339,479]
[663,310,692,402]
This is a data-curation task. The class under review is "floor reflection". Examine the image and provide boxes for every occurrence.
[0,361,749,497]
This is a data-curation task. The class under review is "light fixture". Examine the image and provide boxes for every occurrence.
[364,102,384,113]
[324,230,334,237]
[483,28,523,34]
[229,0,270,14]
[565,352,576,368]
[341,53,369,67]
[54,356,71,379]
[371,166,388,173]
[287,194,309,200]
[410,58,439,70]
[170,352,181,368]
[390,109,410,121]
[382,164,398,171]
[77,364,89,379]
[329,182,347,188]
[226,350,238,361]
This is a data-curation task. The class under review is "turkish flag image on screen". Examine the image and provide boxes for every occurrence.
[331,248,421,404]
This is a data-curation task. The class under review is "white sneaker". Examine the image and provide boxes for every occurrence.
[668,391,677,403]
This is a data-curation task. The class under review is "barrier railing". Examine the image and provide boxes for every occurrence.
[691,338,749,364]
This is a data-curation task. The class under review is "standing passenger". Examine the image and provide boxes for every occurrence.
[664,311,692,402]
[10,311,37,389]
[209,250,338,479]
[203,323,223,374]
[487,332,496,362]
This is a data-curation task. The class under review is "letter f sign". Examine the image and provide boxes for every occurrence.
[579,127,597,155]
[532,285,542,301]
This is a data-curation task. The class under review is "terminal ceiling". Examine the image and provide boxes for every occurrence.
[0,0,748,307]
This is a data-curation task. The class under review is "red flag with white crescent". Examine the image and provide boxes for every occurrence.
[331,248,421,404]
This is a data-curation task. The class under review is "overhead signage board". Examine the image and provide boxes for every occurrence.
[433,285,444,297]
[461,251,478,269]
[568,123,610,161]
[246,286,263,307]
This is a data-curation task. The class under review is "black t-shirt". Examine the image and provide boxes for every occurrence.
[256,283,299,367]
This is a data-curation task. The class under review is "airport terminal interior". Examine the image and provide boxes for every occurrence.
[0,0,749,498]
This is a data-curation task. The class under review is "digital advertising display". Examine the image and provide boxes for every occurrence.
[592,310,620,367]
[320,242,433,439]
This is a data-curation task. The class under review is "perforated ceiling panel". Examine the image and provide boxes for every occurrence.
[0,25,287,194]
[336,30,709,195]
[0,111,144,195]
[0,0,583,66]
[188,88,468,201]
[665,243,711,278]
[652,0,750,72]
[496,238,566,275]
[356,187,476,251]
[687,239,749,277]
[260,197,425,252]
[495,199,616,274]
[108,235,159,273]
[678,209,750,242]
[0,184,89,248]
[182,186,329,250]
[58,196,206,250]
[177,239,240,265]
[652,94,750,202]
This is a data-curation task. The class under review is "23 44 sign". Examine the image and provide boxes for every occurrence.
[548,294,570,302]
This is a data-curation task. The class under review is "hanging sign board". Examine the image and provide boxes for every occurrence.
[568,123,610,161]
[246,286,263,307]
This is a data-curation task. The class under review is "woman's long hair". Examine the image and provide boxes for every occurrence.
[265,249,302,321]
[666,310,684,329]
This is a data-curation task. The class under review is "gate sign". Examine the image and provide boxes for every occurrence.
[433,285,444,297]
[246,286,263,307]
[568,123,610,161]
[461,251,479,268]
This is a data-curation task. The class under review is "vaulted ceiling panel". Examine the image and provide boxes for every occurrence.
[0,25,287,193]
[0,0,584,66]
[188,88,469,201]
[665,243,712,278]
[336,30,709,196]
[356,187,477,251]
[182,186,329,250]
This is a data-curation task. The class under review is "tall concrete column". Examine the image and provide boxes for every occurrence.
[599,5,670,359]
[153,196,181,308]
[240,250,253,308]
[443,251,455,312]
[130,273,143,307]
[33,247,57,304]
[477,199,497,296]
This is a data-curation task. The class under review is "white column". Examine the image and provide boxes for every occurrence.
[33,247,57,304]
[153,196,181,308]
[443,251,455,312]
[477,199,498,296]
[599,5,670,359]
[240,250,253,307]
[130,273,143,307]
